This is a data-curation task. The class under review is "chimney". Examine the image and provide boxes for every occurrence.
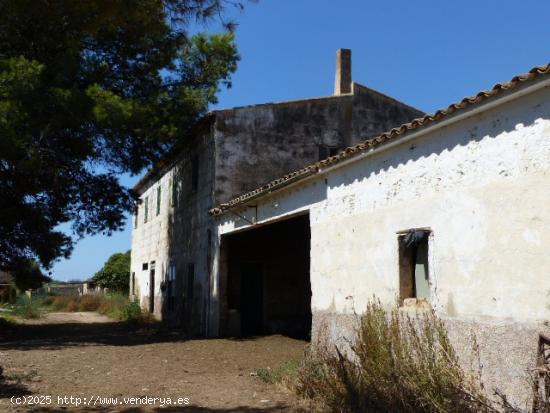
[334,48,352,95]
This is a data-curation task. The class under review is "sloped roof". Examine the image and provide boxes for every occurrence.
[210,63,550,215]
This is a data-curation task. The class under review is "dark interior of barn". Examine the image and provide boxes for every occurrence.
[223,213,311,339]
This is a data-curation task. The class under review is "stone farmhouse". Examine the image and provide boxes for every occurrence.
[130,49,423,335]
[211,63,550,406]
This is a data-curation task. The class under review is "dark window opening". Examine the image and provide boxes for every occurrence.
[144,196,149,223]
[398,229,431,304]
[142,263,148,271]
[167,263,175,312]
[534,334,550,410]
[134,207,138,229]
[149,262,156,313]
[329,147,341,157]
[171,177,177,206]
[318,145,342,161]
[191,156,199,193]
[131,272,135,295]
[156,186,161,215]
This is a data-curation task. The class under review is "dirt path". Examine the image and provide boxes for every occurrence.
[0,312,309,412]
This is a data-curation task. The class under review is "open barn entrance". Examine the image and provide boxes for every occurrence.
[222,213,311,339]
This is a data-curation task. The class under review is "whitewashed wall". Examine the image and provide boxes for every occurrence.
[130,169,172,317]
[216,82,550,407]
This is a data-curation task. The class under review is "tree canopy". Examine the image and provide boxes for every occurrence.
[11,259,51,291]
[92,250,131,292]
[0,0,241,275]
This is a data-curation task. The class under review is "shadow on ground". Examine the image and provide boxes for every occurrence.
[0,321,190,351]
[24,405,306,412]
[0,320,302,351]
[0,380,33,398]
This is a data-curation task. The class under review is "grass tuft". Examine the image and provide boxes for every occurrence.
[13,295,41,319]
[257,360,302,386]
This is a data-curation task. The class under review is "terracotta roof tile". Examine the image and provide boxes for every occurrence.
[210,63,550,216]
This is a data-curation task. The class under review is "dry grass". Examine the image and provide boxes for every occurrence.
[297,300,495,413]
[40,294,154,324]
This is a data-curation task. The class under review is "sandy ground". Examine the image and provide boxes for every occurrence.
[0,312,309,412]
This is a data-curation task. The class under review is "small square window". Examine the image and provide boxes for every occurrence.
[318,145,342,161]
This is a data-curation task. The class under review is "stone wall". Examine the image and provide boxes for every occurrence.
[130,125,216,334]
[213,84,423,205]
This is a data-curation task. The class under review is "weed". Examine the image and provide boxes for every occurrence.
[257,360,301,387]
[297,300,494,413]
[13,295,41,319]
[7,369,39,383]
[78,294,102,311]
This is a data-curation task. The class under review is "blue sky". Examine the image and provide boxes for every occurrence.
[51,0,550,281]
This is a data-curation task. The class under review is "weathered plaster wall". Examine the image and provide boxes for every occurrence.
[130,167,171,319]
[130,128,216,334]
[213,85,423,205]
[216,83,550,407]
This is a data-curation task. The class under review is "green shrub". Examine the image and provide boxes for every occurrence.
[122,300,142,322]
[257,360,301,386]
[297,300,494,413]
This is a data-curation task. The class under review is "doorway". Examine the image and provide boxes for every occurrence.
[223,213,312,339]
[149,262,155,313]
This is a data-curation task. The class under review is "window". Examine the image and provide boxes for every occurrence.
[142,262,148,271]
[535,334,550,408]
[398,229,431,303]
[191,156,199,193]
[329,147,341,157]
[187,263,195,299]
[318,145,342,161]
[143,196,149,223]
[156,186,161,216]
[134,207,139,229]
[167,262,176,312]
[171,176,177,206]
[131,272,135,295]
